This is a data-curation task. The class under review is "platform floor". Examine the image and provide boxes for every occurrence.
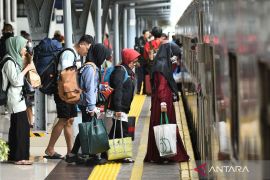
[0,95,198,180]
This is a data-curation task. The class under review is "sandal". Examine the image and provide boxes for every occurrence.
[44,152,63,159]
[14,160,33,165]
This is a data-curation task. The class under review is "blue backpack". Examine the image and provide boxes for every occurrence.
[102,65,129,85]
[33,38,75,95]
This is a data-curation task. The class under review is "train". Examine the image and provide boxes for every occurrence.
[175,0,270,179]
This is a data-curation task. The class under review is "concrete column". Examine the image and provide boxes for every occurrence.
[136,18,140,37]
[127,3,136,48]
[95,0,102,43]
[152,18,158,27]
[4,0,11,23]
[113,3,119,64]
[11,0,17,22]
[123,8,127,48]
[63,0,73,48]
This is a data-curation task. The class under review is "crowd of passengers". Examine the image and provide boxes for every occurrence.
[0,23,189,165]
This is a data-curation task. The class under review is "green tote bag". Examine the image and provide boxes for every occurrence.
[79,116,110,155]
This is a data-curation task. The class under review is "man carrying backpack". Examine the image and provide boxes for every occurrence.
[44,35,94,159]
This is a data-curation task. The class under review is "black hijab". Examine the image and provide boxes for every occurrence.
[151,42,181,101]
[86,43,111,68]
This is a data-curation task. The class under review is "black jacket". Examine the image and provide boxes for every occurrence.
[110,64,135,113]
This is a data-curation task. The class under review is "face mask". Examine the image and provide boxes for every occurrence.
[27,42,33,48]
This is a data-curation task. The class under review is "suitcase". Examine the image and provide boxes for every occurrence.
[145,74,152,95]
[128,116,136,141]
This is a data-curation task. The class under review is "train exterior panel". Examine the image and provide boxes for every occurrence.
[176,0,270,179]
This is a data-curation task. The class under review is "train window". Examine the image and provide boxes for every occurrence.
[258,60,270,160]
[228,51,239,160]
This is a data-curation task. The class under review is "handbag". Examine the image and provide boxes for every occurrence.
[79,116,110,155]
[27,69,41,88]
[107,120,133,160]
[100,82,114,100]
[153,112,177,157]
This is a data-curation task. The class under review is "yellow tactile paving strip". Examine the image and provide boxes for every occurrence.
[176,96,199,180]
[88,94,146,180]
[128,94,147,123]
[88,163,121,180]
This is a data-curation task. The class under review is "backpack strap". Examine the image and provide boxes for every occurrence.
[1,56,18,91]
[83,62,96,77]
[118,65,130,82]
[58,48,77,66]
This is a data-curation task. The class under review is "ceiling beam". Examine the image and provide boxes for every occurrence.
[125,2,170,9]
[113,0,169,4]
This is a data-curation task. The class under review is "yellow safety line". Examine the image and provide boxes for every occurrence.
[88,94,146,180]
[130,109,151,180]
[30,131,45,137]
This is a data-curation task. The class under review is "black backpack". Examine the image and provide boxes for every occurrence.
[0,57,16,106]
[33,38,76,95]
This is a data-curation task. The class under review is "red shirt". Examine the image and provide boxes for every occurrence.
[143,39,161,60]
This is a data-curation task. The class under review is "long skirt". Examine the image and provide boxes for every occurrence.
[8,111,30,161]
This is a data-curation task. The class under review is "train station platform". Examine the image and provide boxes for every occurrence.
[0,94,198,180]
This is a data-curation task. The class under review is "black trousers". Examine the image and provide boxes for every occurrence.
[71,106,92,154]
[8,111,30,161]
[136,66,146,94]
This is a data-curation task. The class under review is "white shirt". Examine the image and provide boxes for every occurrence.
[58,47,80,71]
[1,55,26,113]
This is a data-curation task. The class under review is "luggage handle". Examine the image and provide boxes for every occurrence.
[160,112,169,125]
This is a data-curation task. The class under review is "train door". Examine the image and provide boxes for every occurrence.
[228,51,239,160]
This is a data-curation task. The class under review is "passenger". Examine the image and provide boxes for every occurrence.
[161,33,168,40]
[21,32,35,128]
[66,43,111,165]
[53,30,65,47]
[44,35,93,159]
[143,27,162,73]
[144,41,190,163]
[0,23,14,60]
[134,29,150,95]
[108,48,140,163]
[103,33,112,50]
[143,27,163,95]
[2,36,35,165]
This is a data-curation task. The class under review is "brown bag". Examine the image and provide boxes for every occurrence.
[27,69,41,88]
[58,62,96,104]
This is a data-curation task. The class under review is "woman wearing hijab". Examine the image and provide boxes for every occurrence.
[108,48,140,163]
[1,36,35,165]
[144,41,189,163]
[66,43,111,165]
